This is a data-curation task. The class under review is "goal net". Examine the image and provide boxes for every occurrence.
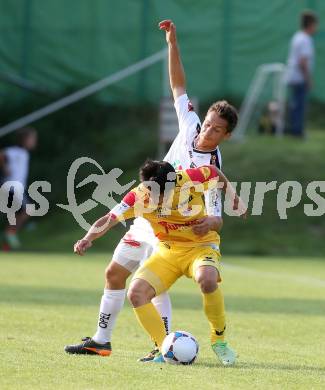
[233,63,287,141]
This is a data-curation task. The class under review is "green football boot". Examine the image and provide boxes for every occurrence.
[139,351,165,363]
[151,352,165,363]
[211,341,236,366]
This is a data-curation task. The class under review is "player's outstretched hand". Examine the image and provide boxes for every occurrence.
[74,238,92,256]
[159,20,176,45]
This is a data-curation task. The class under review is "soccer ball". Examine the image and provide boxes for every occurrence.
[161,331,199,365]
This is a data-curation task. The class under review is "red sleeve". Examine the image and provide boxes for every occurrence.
[122,191,136,207]
[109,191,136,220]
[185,165,218,183]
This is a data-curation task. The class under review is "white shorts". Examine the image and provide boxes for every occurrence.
[111,233,155,273]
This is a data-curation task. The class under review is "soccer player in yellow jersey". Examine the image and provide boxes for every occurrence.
[66,19,239,364]
[74,160,246,364]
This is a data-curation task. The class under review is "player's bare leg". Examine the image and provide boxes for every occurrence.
[98,262,170,360]
[195,265,236,366]
[5,210,30,249]
[64,259,171,357]
[64,261,130,356]
[91,262,130,344]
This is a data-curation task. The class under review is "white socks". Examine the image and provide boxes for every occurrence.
[92,289,126,344]
[92,289,172,344]
[152,291,172,334]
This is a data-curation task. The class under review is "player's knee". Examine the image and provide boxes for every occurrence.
[104,261,132,288]
[127,280,154,307]
[196,266,218,293]
[127,284,148,307]
[105,269,126,290]
[127,286,142,307]
[105,265,117,283]
[198,277,217,294]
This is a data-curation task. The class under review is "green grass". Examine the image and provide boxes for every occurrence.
[1,253,325,389]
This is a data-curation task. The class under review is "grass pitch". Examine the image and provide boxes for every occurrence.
[1,253,325,389]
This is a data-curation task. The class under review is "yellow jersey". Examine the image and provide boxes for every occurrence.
[110,166,220,247]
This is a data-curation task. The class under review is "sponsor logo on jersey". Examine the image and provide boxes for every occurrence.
[180,207,194,216]
[158,219,199,234]
[157,197,193,215]
[157,206,171,218]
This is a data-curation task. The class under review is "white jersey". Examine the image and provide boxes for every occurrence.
[2,146,30,190]
[127,93,223,243]
[286,31,314,85]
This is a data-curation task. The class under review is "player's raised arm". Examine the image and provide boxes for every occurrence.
[186,165,247,218]
[210,167,247,218]
[159,20,186,100]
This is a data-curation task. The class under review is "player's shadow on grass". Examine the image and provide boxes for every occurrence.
[0,286,324,316]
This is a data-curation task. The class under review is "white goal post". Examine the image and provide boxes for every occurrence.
[233,63,287,140]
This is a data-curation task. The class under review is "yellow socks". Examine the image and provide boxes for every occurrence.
[133,289,226,347]
[203,287,226,344]
[133,302,166,348]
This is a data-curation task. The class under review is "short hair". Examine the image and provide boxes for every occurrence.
[207,100,238,133]
[139,159,176,194]
[17,127,37,145]
[301,10,318,29]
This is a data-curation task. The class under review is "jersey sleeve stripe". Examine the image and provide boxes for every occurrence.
[185,165,218,183]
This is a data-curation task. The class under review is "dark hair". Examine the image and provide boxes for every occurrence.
[301,10,318,29]
[17,127,37,146]
[139,159,176,194]
[208,100,238,133]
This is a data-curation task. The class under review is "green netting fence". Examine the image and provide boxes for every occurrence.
[1,0,324,105]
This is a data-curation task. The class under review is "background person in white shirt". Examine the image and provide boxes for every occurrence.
[0,127,38,249]
[286,10,318,137]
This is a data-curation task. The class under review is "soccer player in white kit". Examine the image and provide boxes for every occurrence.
[65,20,238,365]
[0,127,38,249]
